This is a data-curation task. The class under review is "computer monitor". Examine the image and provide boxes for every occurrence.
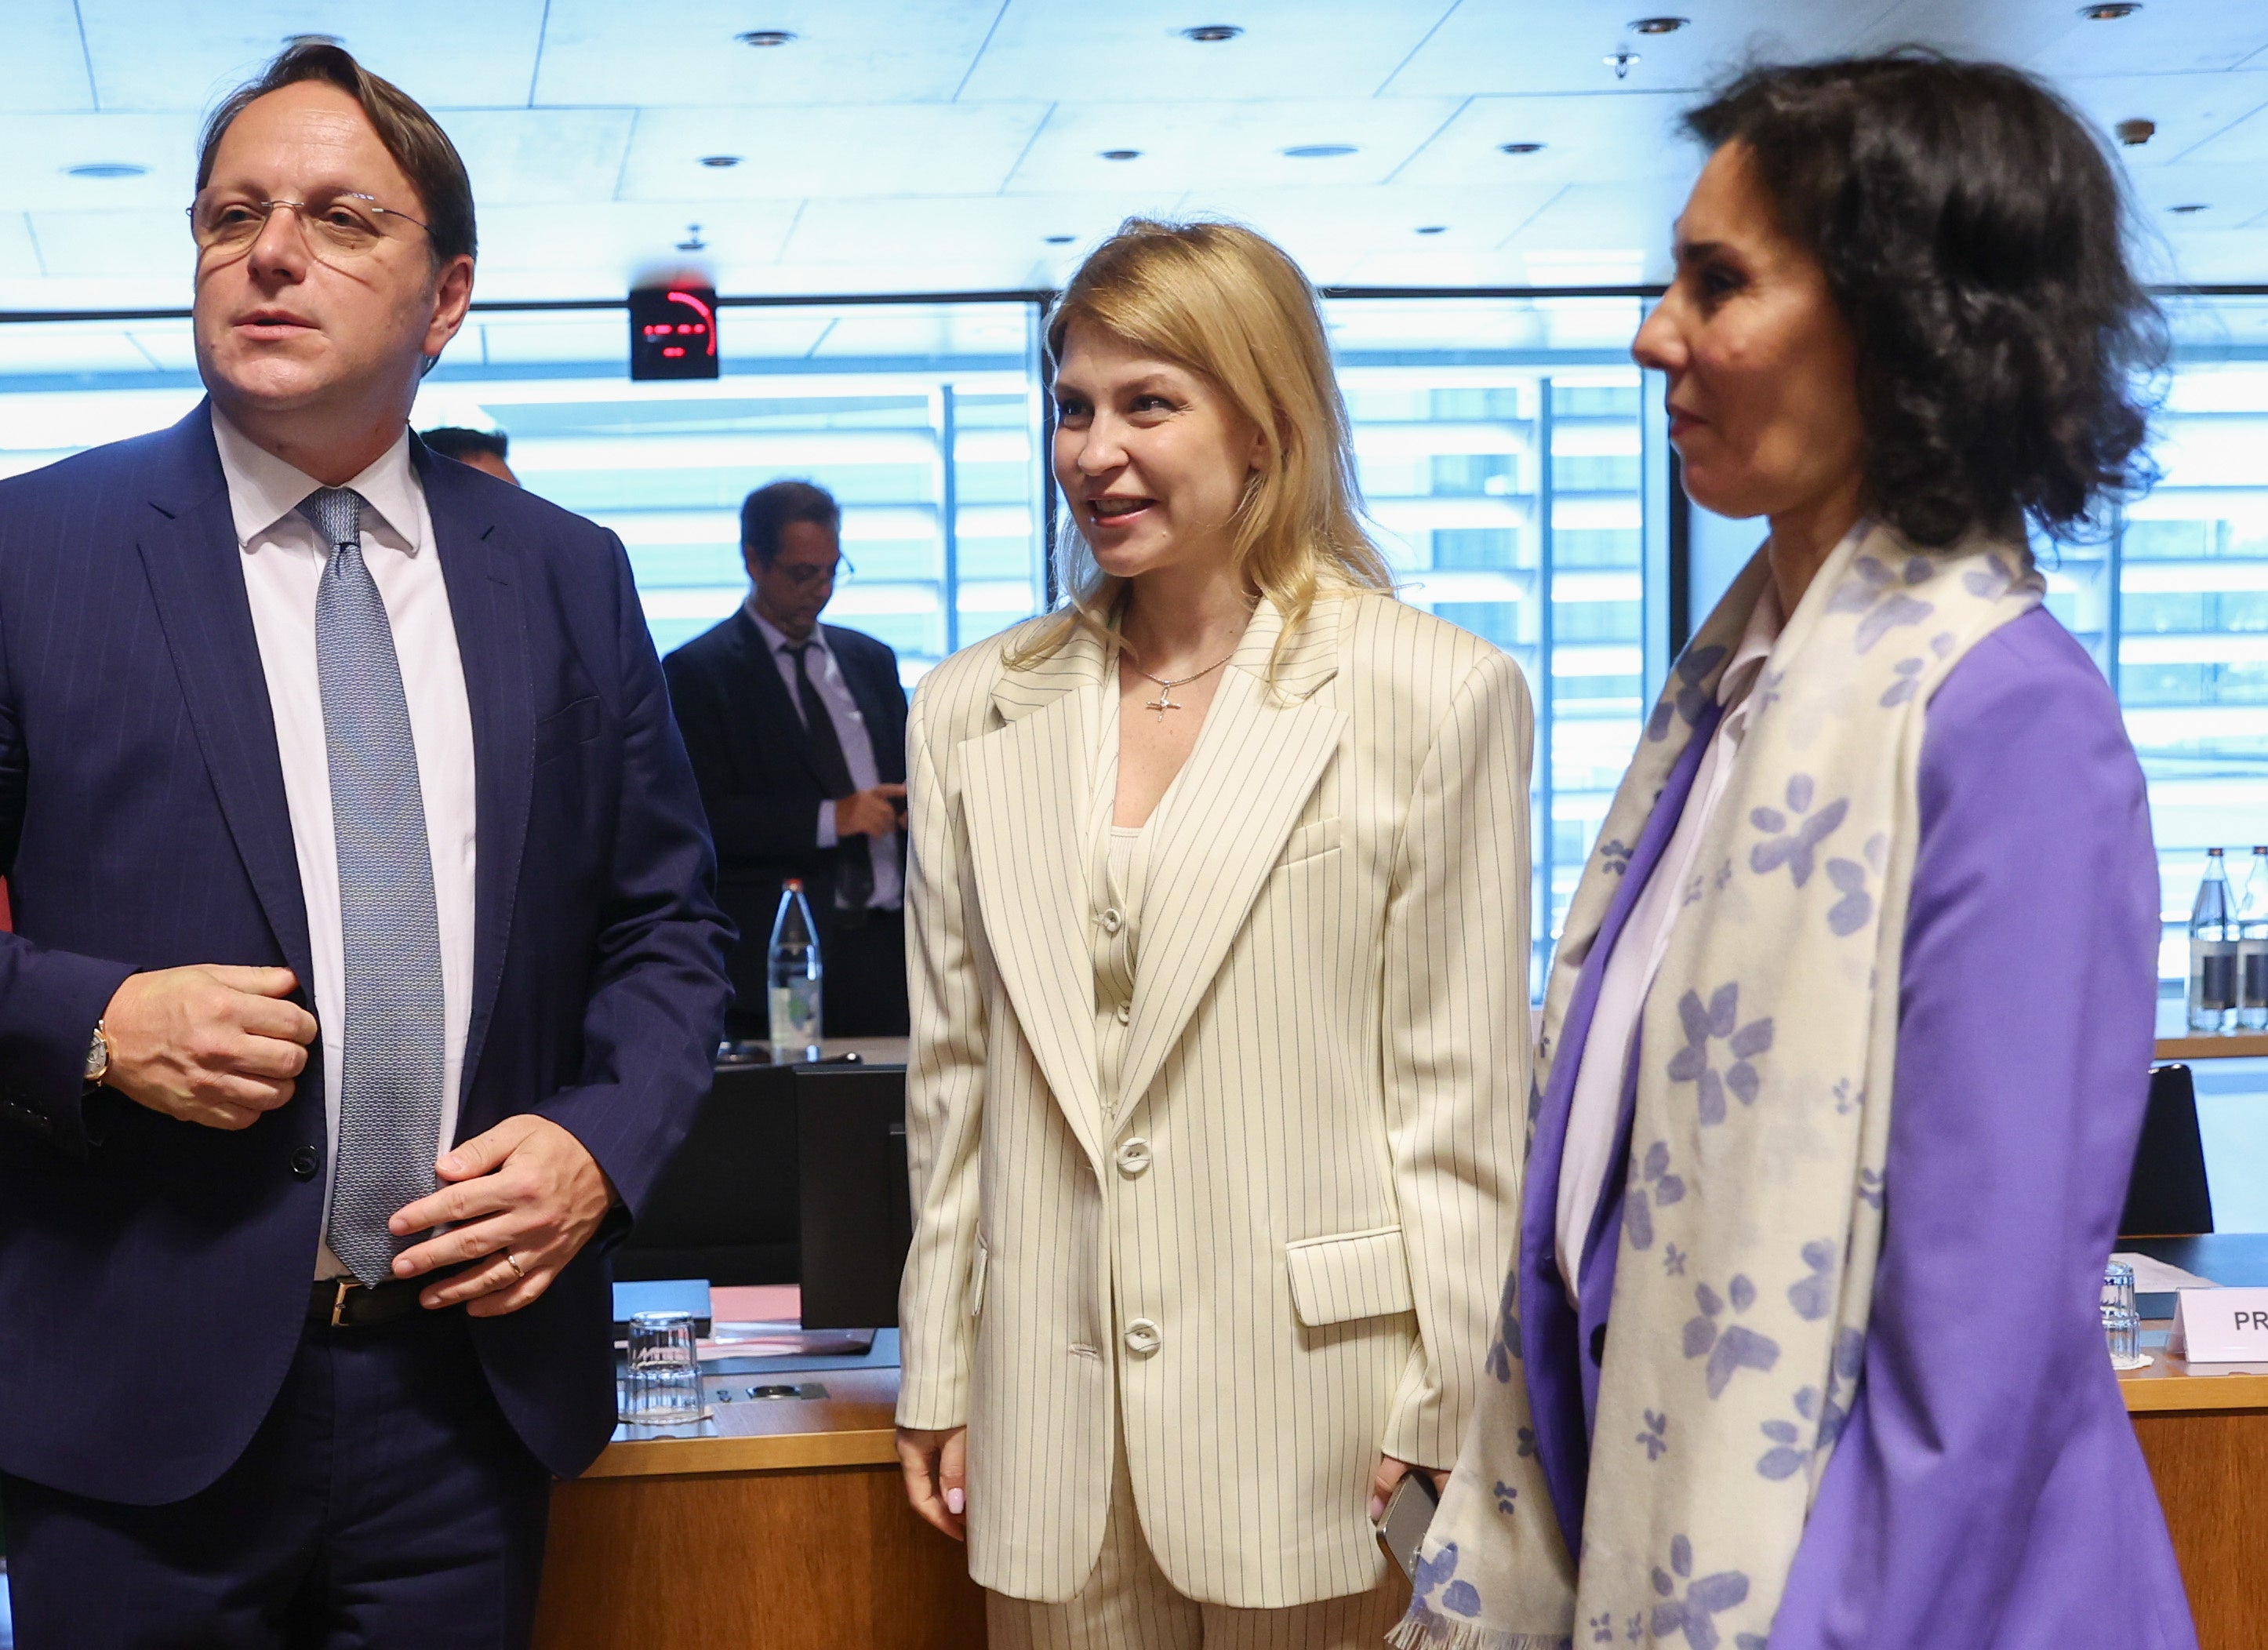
[611,1063,801,1285]
[794,1066,912,1331]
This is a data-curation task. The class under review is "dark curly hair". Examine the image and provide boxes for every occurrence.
[1685,52,2167,547]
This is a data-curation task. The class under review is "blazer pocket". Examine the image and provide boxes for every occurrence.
[1278,816,1342,869]
[1284,1225,1415,1328]
[968,1237,989,1319]
[532,695,602,763]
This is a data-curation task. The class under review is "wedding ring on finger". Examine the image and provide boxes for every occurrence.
[502,1248,526,1282]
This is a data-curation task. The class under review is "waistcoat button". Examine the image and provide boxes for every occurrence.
[1124,1318,1161,1355]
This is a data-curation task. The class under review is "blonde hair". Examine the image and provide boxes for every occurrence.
[1011,218,1394,678]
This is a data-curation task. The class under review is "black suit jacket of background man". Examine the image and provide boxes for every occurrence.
[663,609,908,1030]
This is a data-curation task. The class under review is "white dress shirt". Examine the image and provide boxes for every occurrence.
[1554,580,1784,1303]
[746,603,903,911]
[212,410,478,1280]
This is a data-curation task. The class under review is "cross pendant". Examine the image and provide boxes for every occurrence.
[1144,689,1180,721]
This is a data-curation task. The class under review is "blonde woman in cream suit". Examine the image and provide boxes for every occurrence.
[894,219,1533,1648]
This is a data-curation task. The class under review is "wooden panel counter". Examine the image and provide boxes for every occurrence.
[530,1354,2263,1650]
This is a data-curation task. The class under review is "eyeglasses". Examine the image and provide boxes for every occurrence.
[187,189,429,262]
[770,556,854,591]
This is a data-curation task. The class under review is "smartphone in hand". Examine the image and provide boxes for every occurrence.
[1375,1470,1441,1581]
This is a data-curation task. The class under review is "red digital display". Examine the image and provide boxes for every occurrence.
[629,285,720,380]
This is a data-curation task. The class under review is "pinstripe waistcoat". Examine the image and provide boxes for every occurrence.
[897,591,1533,1608]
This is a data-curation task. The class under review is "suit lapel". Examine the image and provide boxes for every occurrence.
[961,631,1109,1173]
[135,408,314,996]
[1113,599,1346,1128]
[419,451,533,1111]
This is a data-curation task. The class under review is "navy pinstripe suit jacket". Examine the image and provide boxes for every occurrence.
[0,405,732,1504]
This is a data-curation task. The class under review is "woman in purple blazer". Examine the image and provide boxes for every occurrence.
[1401,54,2198,1650]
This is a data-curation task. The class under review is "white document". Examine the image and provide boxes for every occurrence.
[2110,1252,2218,1294]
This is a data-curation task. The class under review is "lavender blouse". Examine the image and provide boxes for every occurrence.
[1525,607,2198,1649]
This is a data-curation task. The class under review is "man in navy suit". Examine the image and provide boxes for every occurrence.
[0,42,729,1648]
[665,482,911,1038]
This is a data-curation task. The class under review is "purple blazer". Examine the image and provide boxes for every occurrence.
[1520,608,2197,1649]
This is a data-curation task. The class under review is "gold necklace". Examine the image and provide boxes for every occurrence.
[1135,651,1236,721]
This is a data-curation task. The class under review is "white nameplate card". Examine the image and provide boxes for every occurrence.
[2167,1287,2268,1363]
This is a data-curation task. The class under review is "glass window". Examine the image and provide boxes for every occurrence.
[1325,296,1659,983]
[0,303,1051,689]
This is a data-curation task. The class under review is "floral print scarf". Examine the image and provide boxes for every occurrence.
[1394,525,2042,1649]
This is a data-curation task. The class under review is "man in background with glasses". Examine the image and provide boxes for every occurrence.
[666,480,913,1040]
[0,41,729,1648]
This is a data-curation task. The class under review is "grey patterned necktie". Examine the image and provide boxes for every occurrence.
[299,486,447,1288]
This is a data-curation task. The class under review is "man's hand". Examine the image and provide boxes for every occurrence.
[896,1424,968,1542]
[1370,1454,1451,1524]
[835,783,907,839]
[100,965,318,1131]
[387,1114,617,1317]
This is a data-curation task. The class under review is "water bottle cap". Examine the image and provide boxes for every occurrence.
[783,877,803,889]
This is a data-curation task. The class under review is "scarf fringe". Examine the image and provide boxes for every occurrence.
[1389,1605,1572,1650]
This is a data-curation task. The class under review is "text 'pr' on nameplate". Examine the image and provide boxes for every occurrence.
[2168,1287,2268,1363]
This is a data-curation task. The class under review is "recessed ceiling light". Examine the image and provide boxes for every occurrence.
[1499,141,1547,155]
[284,32,343,47]
[2170,202,2208,213]
[677,224,707,251]
[736,28,796,46]
[2081,2,2140,16]
[1630,15,1688,32]
[1415,225,1447,235]
[1284,143,1358,159]
[1045,234,1076,244]
[1099,148,1142,162]
[700,154,742,168]
[1181,24,1242,42]
[2115,118,2156,146]
[66,162,147,180]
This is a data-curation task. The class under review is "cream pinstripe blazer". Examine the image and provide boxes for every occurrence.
[896,591,1532,1608]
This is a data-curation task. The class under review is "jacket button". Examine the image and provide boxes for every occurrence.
[1100,907,1124,936]
[1116,1001,1131,1025]
[1124,1317,1161,1356]
[289,1147,319,1182]
[1115,1137,1152,1178]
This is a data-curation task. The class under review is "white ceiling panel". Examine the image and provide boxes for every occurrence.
[1170,182,1565,275]
[441,109,636,209]
[1391,93,1702,191]
[2057,73,2268,169]
[0,111,200,211]
[78,0,549,113]
[620,103,1052,202]
[0,216,46,281]
[1384,0,1898,100]
[782,190,1186,269]
[22,209,193,284]
[1005,98,1464,193]
[534,0,1001,108]
[2173,89,2268,168]
[961,1,1457,103]
[467,201,798,303]
[0,2,95,114]
[1498,178,1695,285]
[1875,0,2268,78]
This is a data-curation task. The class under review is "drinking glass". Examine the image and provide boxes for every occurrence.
[620,1310,709,1423]
[2101,1261,2146,1371]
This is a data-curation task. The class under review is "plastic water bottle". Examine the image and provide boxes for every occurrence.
[2188,849,2238,1034]
[2240,846,2268,1033]
[768,878,823,1063]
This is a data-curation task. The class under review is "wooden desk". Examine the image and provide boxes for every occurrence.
[530,1355,2262,1650]
[533,1366,983,1650]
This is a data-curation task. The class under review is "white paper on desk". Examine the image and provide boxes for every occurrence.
[2110,1252,2217,1293]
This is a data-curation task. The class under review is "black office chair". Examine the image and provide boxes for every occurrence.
[2118,1063,2214,1238]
